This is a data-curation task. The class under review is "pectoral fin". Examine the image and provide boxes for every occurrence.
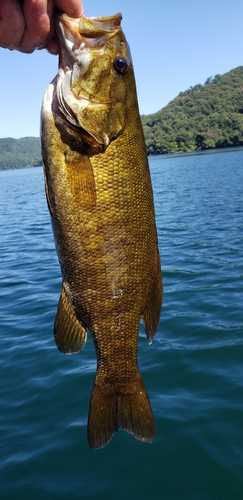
[65,149,96,210]
[54,283,87,354]
[142,250,163,344]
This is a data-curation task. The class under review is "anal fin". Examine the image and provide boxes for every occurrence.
[142,250,163,344]
[54,283,87,354]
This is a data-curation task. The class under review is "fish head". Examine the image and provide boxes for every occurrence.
[55,12,134,150]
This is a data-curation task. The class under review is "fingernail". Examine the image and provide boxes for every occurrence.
[36,0,47,16]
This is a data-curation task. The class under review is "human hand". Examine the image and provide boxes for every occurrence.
[0,0,83,54]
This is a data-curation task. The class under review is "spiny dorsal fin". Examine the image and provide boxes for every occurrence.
[54,283,87,354]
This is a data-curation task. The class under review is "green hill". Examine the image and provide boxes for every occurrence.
[1,66,243,167]
[0,137,42,170]
[142,66,243,154]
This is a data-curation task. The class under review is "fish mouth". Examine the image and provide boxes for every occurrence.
[59,11,122,35]
[55,11,125,149]
[55,11,122,117]
[56,12,122,74]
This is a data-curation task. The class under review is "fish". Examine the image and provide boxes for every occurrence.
[41,10,162,449]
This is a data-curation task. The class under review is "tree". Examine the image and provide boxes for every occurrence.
[142,66,243,154]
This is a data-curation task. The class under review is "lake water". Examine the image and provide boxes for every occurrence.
[0,149,243,499]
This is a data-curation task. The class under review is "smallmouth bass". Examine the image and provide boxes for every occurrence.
[41,11,162,449]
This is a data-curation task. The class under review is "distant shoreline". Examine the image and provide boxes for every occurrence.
[149,145,243,161]
[1,143,243,172]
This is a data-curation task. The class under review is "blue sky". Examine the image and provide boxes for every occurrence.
[0,0,243,138]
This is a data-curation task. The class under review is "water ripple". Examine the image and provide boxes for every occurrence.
[1,153,243,499]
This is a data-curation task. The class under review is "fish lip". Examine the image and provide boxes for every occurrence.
[56,12,123,73]
[58,11,123,36]
[57,13,80,44]
[56,14,80,73]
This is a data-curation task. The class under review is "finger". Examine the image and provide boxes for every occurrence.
[0,0,25,49]
[54,0,84,18]
[17,0,53,53]
[44,38,59,55]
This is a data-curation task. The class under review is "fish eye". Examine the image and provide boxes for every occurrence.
[113,56,129,75]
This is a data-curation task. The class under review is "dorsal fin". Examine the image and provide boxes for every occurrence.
[142,250,162,344]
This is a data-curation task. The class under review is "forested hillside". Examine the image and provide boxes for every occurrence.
[0,137,41,170]
[1,66,243,167]
[142,66,243,154]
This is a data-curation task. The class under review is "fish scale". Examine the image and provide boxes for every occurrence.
[41,11,162,449]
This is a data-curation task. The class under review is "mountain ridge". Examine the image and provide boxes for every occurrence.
[1,66,243,169]
[0,137,41,170]
[141,66,243,154]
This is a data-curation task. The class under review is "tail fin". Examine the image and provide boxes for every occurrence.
[88,378,154,449]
